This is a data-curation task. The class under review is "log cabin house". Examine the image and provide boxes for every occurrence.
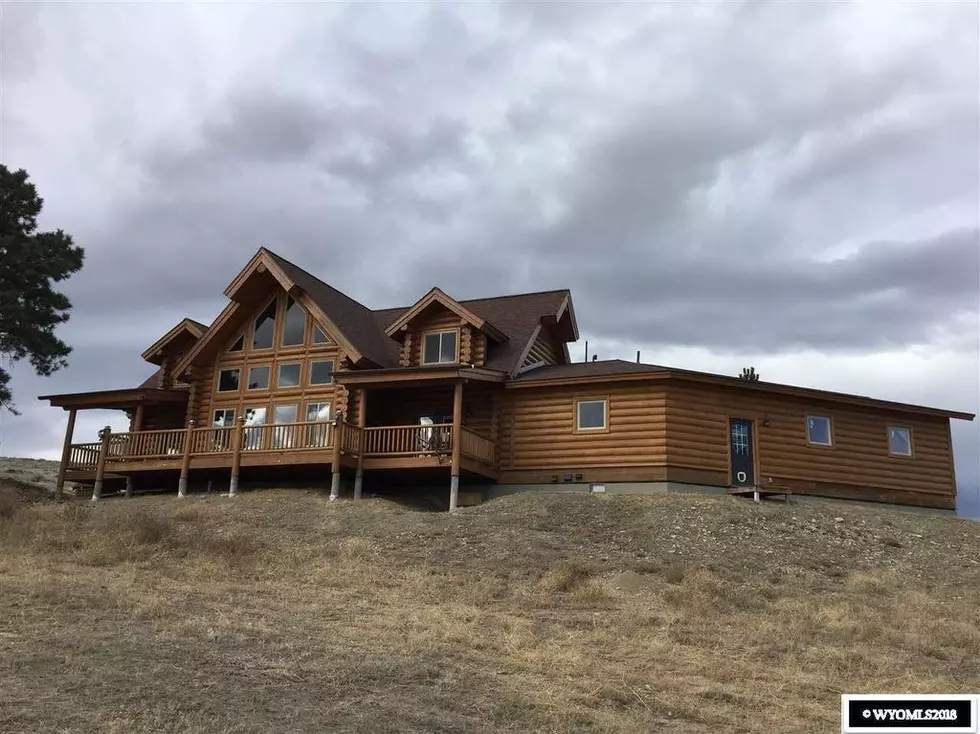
[39,247,974,511]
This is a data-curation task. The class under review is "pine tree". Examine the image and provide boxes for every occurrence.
[0,165,85,413]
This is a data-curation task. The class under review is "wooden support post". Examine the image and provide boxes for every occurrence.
[177,419,195,498]
[56,408,77,502]
[354,390,366,499]
[133,404,145,432]
[124,476,134,498]
[449,380,463,512]
[229,415,244,496]
[330,411,344,500]
[92,425,111,501]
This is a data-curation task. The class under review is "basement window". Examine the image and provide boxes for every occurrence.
[217,368,240,393]
[423,330,458,364]
[806,415,833,446]
[576,399,607,431]
[887,426,912,456]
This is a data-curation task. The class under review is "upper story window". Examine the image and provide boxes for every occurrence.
[229,333,244,352]
[217,368,240,393]
[312,326,331,345]
[887,426,912,456]
[247,365,270,390]
[252,299,277,350]
[281,296,306,347]
[806,415,832,446]
[278,363,302,388]
[576,399,607,431]
[422,330,457,365]
[309,360,334,385]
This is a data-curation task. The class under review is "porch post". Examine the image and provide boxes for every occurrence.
[330,411,344,500]
[177,419,195,498]
[92,425,111,501]
[133,404,145,432]
[354,389,366,499]
[449,380,463,512]
[229,415,245,496]
[56,408,77,502]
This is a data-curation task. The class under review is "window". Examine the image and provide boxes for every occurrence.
[272,404,298,449]
[576,400,607,431]
[212,408,236,427]
[247,365,270,390]
[309,360,335,385]
[422,330,458,364]
[242,406,267,450]
[281,295,306,347]
[211,409,235,450]
[806,415,832,446]
[217,368,240,392]
[305,402,331,447]
[888,426,912,456]
[312,326,331,345]
[252,299,277,350]
[229,333,244,352]
[277,363,302,388]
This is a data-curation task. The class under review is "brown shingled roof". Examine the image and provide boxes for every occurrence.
[266,251,401,367]
[513,359,669,381]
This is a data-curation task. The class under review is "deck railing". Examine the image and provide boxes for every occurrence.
[361,424,452,458]
[459,427,495,466]
[69,443,102,469]
[66,421,496,469]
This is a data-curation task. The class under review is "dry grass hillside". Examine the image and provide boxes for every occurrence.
[1,470,979,733]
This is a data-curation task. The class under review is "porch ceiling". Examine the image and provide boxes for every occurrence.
[37,387,189,411]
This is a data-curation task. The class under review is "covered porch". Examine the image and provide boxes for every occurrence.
[47,366,501,510]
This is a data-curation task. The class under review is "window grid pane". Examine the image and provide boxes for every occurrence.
[218,369,240,392]
[247,366,270,390]
[310,360,334,385]
[278,363,302,388]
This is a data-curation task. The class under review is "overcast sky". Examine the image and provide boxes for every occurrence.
[2,2,978,515]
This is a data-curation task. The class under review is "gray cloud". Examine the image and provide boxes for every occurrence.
[2,2,978,507]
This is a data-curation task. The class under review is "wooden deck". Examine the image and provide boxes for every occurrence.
[66,422,497,479]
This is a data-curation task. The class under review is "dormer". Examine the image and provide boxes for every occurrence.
[141,318,207,388]
[384,287,507,368]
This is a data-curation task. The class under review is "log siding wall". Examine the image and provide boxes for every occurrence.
[498,385,668,473]
[496,379,958,508]
[666,383,956,508]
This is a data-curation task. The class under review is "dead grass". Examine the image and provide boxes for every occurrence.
[0,487,978,733]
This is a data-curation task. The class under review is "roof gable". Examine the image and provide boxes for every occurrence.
[383,288,508,342]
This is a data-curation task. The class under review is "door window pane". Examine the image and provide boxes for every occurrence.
[305,402,331,446]
[243,407,266,450]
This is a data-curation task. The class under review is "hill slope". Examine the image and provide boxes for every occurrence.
[1,488,978,733]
